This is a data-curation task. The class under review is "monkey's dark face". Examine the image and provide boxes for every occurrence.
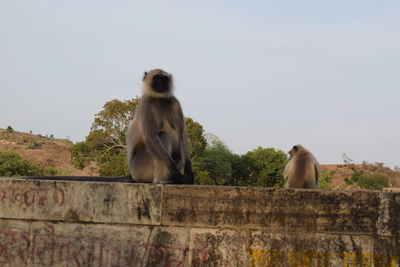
[288,145,299,158]
[152,74,171,93]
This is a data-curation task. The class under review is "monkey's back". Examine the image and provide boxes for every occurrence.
[286,151,318,188]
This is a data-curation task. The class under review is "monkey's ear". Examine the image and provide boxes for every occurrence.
[143,72,148,81]
[293,145,299,152]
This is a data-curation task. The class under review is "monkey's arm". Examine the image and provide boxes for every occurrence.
[141,106,182,179]
[175,101,194,184]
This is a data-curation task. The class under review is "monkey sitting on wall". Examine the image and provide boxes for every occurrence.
[283,145,321,189]
[126,69,194,184]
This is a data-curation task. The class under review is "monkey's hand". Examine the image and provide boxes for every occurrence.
[182,162,194,184]
[170,167,186,184]
[170,162,194,184]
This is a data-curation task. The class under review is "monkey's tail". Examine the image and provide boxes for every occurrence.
[21,175,134,183]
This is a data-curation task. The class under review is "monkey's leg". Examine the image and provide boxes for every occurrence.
[153,132,173,184]
[176,146,186,175]
[130,149,155,183]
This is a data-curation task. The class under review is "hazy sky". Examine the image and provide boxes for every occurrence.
[1,1,399,167]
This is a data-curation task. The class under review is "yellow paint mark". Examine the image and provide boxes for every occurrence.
[248,249,331,267]
[247,249,399,267]
[343,253,399,267]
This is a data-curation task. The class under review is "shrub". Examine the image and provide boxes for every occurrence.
[319,171,332,190]
[0,151,68,177]
[0,151,43,176]
[245,147,288,187]
[27,140,42,149]
[345,170,389,190]
[6,126,14,133]
[42,167,68,176]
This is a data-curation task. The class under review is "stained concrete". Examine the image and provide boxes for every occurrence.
[0,178,399,266]
[0,178,162,224]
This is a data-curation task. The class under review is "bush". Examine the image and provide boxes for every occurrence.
[0,151,68,177]
[345,170,389,190]
[244,147,288,187]
[0,151,43,176]
[42,167,69,176]
[98,151,129,176]
[6,126,14,133]
[318,171,332,190]
[27,140,42,149]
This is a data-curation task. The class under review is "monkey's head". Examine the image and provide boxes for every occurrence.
[143,69,173,98]
[288,145,305,158]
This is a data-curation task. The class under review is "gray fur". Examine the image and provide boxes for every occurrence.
[126,69,193,184]
[283,145,321,189]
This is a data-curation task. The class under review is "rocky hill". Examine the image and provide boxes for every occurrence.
[0,128,99,176]
[321,164,400,190]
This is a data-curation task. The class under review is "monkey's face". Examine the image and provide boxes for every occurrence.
[288,145,300,159]
[152,74,171,93]
[143,69,173,97]
[288,149,295,159]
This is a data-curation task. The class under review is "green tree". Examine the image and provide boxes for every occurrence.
[71,98,138,176]
[192,136,288,187]
[193,141,233,185]
[92,98,139,151]
[184,118,207,159]
[245,147,289,187]
[193,143,232,185]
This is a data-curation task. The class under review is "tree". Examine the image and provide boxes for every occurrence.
[230,154,257,186]
[192,135,288,187]
[92,98,139,151]
[70,99,138,176]
[192,140,233,185]
[184,118,207,159]
[245,147,289,187]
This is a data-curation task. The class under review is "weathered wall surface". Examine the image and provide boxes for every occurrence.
[0,178,399,266]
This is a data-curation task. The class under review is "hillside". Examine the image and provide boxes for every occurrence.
[321,164,400,190]
[0,128,99,176]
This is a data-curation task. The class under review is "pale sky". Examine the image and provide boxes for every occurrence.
[1,1,399,167]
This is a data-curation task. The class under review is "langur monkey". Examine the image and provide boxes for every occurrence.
[126,69,194,184]
[283,145,321,189]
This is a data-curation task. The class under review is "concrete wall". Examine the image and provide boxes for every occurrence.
[0,178,399,266]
